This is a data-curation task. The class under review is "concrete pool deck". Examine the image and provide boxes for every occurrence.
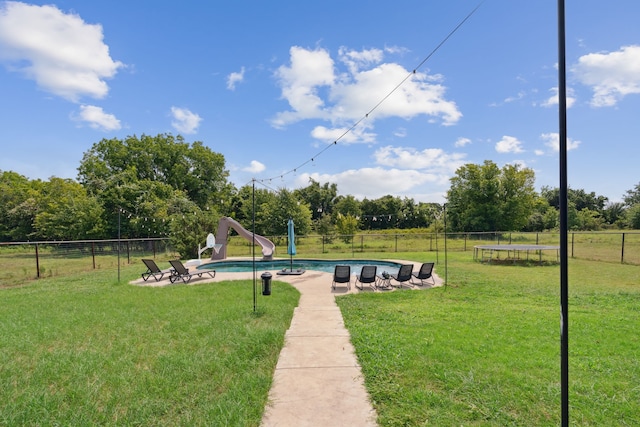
[132,258,443,426]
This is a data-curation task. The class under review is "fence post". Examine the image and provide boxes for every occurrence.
[322,235,325,254]
[360,235,364,252]
[464,233,467,251]
[621,232,625,264]
[92,241,96,269]
[571,233,574,258]
[127,240,130,264]
[395,234,398,252]
[35,243,40,279]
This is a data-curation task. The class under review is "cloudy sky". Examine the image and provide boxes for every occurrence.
[1,0,639,203]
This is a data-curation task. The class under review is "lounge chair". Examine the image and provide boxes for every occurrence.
[169,259,216,284]
[355,265,377,290]
[141,259,168,282]
[391,264,414,289]
[411,262,435,287]
[332,265,351,290]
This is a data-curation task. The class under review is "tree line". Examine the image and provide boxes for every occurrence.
[2,134,639,257]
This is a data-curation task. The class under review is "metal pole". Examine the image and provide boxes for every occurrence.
[118,208,121,282]
[252,179,256,312]
[443,204,448,288]
[557,0,570,425]
[35,243,40,279]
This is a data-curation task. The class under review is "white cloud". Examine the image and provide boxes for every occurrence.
[272,46,335,127]
[540,132,581,152]
[73,105,121,131]
[170,107,202,134]
[226,66,245,90]
[243,160,266,174]
[373,145,466,175]
[540,86,576,108]
[0,2,123,102]
[495,135,524,153]
[393,127,407,138]
[504,91,526,103]
[271,46,461,141]
[286,145,465,203]
[310,125,376,144]
[338,46,384,74]
[297,168,443,202]
[454,137,471,147]
[572,45,640,107]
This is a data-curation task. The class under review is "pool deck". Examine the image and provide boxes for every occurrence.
[131,258,443,426]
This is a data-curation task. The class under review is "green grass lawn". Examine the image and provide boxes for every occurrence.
[0,266,299,426]
[2,253,638,426]
[337,253,640,426]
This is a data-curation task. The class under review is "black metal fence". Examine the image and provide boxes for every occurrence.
[0,238,175,286]
[2,231,639,286]
[226,231,640,265]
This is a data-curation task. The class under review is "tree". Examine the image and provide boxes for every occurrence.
[0,171,40,241]
[168,199,220,259]
[603,202,626,228]
[34,178,105,240]
[625,204,640,229]
[333,195,361,219]
[294,178,338,221]
[260,188,312,238]
[77,134,231,236]
[360,195,403,230]
[447,160,536,232]
[335,213,358,243]
[540,186,608,213]
[623,182,640,207]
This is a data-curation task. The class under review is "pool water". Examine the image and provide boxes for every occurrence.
[198,258,402,275]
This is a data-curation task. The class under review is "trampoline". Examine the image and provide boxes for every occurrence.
[473,244,560,264]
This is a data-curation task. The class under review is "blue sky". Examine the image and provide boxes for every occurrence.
[1,1,639,204]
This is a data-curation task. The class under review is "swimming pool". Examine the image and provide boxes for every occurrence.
[197,259,402,275]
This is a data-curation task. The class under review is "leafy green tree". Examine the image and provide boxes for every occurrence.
[168,200,219,259]
[34,178,105,240]
[294,178,338,221]
[335,213,359,243]
[313,213,334,237]
[540,186,608,213]
[260,189,312,238]
[603,202,626,228]
[623,182,640,207]
[575,208,604,231]
[360,195,403,230]
[625,204,640,229]
[333,195,361,219]
[78,134,231,236]
[0,171,41,241]
[447,160,536,232]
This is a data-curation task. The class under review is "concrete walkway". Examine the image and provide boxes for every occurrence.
[260,270,378,427]
[132,259,442,426]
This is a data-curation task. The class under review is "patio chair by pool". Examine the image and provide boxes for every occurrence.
[391,264,414,289]
[355,265,377,290]
[411,262,435,287]
[141,259,168,282]
[169,259,216,284]
[332,265,351,290]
